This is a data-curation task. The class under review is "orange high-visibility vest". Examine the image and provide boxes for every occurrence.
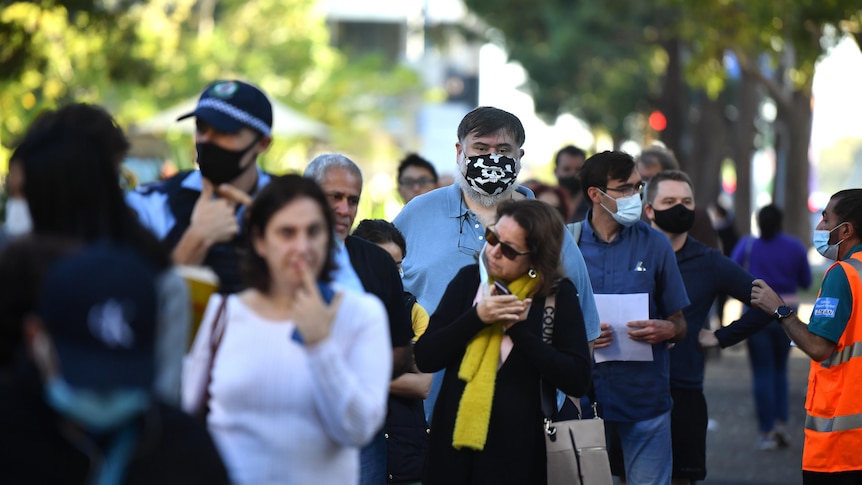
[803,253,862,472]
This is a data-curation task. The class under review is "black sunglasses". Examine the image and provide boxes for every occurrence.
[485,227,530,260]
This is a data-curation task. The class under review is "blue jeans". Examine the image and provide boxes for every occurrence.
[746,321,791,434]
[607,410,673,485]
[359,430,386,485]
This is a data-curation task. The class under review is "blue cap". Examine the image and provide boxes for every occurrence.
[37,243,158,391]
[177,80,273,136]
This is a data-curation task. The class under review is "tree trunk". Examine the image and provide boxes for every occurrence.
[660,38,687,161]
[776,91,814,245]
[728,72,759,239]
[686,92,728,208]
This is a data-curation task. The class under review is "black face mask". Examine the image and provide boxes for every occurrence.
[196,137,259,186]
[558,176,581,197]
[652,203,695,234]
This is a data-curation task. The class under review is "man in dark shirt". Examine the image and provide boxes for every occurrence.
[644,169,773,485]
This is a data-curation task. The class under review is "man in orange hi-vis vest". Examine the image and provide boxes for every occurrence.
[751,188,862,485]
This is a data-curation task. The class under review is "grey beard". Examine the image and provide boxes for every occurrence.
[455,169,519,208]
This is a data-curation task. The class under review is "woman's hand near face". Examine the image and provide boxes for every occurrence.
[476,286,531,327]
[293,260,343,345]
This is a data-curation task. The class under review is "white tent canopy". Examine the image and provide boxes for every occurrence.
[131,97,330,140]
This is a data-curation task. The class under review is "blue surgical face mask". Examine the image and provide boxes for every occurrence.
[44,378,150,433]
[4,197,32,236]
[813,222,846,260]
[600,191,643,227]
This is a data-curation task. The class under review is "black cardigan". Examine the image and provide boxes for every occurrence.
[413,265,592,485]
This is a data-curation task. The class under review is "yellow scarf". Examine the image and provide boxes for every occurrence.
[452,271,540,450]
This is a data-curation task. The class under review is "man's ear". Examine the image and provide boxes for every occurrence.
[644,203,654,221]
[455,142,463,164]
[586,186,603,204]
[842,220,857,242]
[255,135,273,154]
[518,148,525,159]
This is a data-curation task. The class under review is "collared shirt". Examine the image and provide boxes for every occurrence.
[394,183,601,340]
[331,238,365,293]
[808,244,862,344]
[577,216,689,421]
[126,168,272,241]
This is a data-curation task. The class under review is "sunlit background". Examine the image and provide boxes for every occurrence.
[1,0,861,238]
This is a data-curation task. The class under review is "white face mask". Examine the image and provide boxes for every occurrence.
[4,197,32,236]
[813,222,846,260]
[600,191,642,227]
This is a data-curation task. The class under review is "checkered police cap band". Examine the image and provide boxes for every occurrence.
[198,98,272,136]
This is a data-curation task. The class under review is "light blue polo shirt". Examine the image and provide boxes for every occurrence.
[577,216,690,422]
[808,244,862,344]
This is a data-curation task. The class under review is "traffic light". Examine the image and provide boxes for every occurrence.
[648,110,667,132]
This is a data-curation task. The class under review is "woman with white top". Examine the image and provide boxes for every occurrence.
[182,174,391,485]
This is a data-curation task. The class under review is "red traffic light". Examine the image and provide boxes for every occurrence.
[649,111,667,131]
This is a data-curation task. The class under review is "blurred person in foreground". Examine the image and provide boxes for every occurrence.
[0,243,229,484]
[183,175,391,485]
[733,204,812,450]
[127,80,273,294]
[644,170,774,484]
[11,105,190,405]
[354,218,432,484]
[397,153,439,205]
[751,189,862,484]
[414,199,592,484]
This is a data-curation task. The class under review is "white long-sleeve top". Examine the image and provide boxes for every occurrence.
[182,289,391,485]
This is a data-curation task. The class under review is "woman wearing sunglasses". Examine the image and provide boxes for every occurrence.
[414,199,592,484]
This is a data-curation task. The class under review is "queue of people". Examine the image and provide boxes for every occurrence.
[0,77,859,485]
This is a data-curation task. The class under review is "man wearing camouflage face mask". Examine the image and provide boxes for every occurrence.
[394,106,600,424]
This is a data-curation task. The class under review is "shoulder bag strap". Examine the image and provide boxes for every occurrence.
[540,285,596,421]
[196,296,229,420]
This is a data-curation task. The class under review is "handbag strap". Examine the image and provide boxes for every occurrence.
[539,284,598,423]
[196,295,229,419]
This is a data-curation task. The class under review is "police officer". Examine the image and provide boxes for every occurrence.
[127,80,272,293]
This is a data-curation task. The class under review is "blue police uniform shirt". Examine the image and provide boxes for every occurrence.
[126,168,272,241]
[578,216,689,421]
[808,244,862,344]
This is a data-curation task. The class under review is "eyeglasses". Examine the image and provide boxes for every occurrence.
[399,177,435,189]
[485,227,530,260]
[602,181,645,198]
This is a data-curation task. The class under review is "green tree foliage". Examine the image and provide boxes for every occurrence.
[1,0,421,175]
[464,0,861,241]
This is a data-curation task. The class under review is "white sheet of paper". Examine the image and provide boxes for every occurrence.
[593,293,654,363]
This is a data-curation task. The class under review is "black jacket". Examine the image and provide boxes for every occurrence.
[414,265,592,485]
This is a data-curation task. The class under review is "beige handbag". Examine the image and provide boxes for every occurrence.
[541,290,613,485]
